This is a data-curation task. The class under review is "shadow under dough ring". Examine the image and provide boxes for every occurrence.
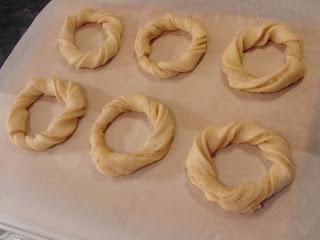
[222,23,305,92]
[58,8,123,69]
[134,14,208,79]
[186,121,294,213]
[90,94,176,176]
[7,77,86,151]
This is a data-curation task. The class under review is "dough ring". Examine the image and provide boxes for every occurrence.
[7,77,86,151]
[221,23,305,92]
[90,94,176,176]
[186,121,294,213]
[58,8,123,69]
[134,13,207,79]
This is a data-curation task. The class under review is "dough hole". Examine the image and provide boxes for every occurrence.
[149,31,191,62]
[214,144,272,187]
[75,23,107,51]
[28,96,64,135]
[243,42,285,77]
[105,112,152,154]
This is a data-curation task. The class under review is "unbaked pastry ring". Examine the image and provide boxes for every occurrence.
[7,77,86,151]
[58,8,123,69]
[221,23,305,92]
[186,121,294,213]
[90,94,176,176]
[134,13,207,79]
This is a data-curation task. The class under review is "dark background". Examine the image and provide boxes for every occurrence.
[0,0,50,67]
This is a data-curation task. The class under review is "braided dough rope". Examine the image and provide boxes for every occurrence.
[90,94,176,176]
[186,121,294,213]
[221,23,305,92]
[58,8,123,69]
[7,77,86,151]
[134,14,208,79]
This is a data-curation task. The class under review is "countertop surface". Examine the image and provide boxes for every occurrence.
[0,0,50,67]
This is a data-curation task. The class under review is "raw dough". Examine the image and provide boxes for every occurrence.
[186,121,294,213]
[7,77,86,151]
[134,13,207,79]
[58,8,123,69]
[90,94,176,176]
[221,23,305,92]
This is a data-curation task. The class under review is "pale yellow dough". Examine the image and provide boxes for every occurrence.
[186,121,294,213]
[7,77,86,151]
[90,94,176,176]
[222,23,305,92]
[58,8,123,69]
[134,13,207,79]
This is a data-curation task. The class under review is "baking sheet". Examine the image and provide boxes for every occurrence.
[0,0,320,239]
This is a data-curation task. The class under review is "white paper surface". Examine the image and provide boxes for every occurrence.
[0,0,320,239]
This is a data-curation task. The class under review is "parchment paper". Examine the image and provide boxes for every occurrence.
[0,0,320,239]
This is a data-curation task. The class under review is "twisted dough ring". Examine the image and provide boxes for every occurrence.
[221,23,305,92]
[90,94,176,176]
[58,8,123,69]
[7,77,86,151]
[186,121,294,213]
[134,14,208,79]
